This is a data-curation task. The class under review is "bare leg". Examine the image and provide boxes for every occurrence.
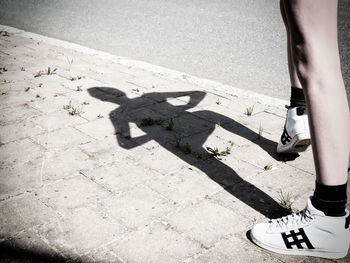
[283,0,349,185]
[280,0,302,89]
[250,1,349,258]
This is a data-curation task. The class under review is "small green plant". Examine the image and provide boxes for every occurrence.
[1,91,8,95]
[34,67,56,78]
[69,75,83,81]
[82,101,90,105]
[245,104,255,116]
[206,146,231,160]
[0,30,10,37]
[174,135,181,148]
[34,71,43,78]
[165,118,174,131]
[277,190,298,213]
[36,94,41,98]
[258,123,263,138]
[68,106,83,116]
[141,117,163,126]
[182,143,192,154]
[67,57,73,71]
[47,67,57,75]
[63,101,84,116]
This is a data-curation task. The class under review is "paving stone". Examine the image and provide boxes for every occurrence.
[227,142,282,170]
[107,220,201,263]
[176,127,237,160]
[37,207,126,257]
[127,74,175,91]
[80,246,124,263]
[31,126,93,151]
[285,148,315,175]
[0,228,67,263]
[36,174,111,211]
[237,111,285,141]
[0,69,34,83]
[82,161,160,194]
[189,157,244,188]
[135,146,191,175]
[0,160,42,200]
[191,233,299,263]
[169,112,213,137]
[75,117,117,140]
[0,118,45,143]
[0,138,44,168]
[166,199,247,247]
[189,104,242,126]
[35,147,100,183]
[143,166,223,207]
[79,136,138,166]
[31,110,88,131]
[0,85,37,108]
[244,164,315,212]
[100,184,172,229]
[0,103,42,125]
[0,194,56,238]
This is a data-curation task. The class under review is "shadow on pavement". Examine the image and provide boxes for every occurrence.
[0,242,76,263]
[88,87,296,219]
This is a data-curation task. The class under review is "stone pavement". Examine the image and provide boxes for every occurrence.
[0,30,349,263]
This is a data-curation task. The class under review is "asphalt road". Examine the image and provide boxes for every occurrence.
[0,0,349,101]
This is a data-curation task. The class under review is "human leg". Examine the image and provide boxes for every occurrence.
[250,0,350,258]
[277,0,310,154]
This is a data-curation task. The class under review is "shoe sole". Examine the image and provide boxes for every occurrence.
[277,133,311,154]
[250,232,348,259]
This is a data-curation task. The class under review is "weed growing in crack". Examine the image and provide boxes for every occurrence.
[67,57,73,71]
[258,123,263,139]
[245,104,255,116]
[165,118,174,131]
[0,30,10,37]
[34,67,57,78]
[206,140,234,160]
[277,190,298,213]
[63,101,83,116]
[141,117,163,127]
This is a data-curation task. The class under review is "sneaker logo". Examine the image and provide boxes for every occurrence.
[280,126,292,145]
[281,228,314,249]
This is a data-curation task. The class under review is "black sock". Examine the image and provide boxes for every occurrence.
[290,86,306,108]
[312,181,347,216]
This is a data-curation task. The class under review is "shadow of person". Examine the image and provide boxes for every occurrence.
[88,87,292,218]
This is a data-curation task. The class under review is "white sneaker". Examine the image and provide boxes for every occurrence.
[277,106,311,154]
[250,197,350,259]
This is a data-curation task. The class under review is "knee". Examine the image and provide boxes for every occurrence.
[290,41,342,92]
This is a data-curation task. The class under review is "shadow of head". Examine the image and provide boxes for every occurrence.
[87,87,126,104]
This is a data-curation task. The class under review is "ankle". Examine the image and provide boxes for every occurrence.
[312,181,347,217]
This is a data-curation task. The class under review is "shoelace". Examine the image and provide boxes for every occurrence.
[269,209,314,231]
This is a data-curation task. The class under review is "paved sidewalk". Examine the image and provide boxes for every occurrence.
[0,30,349,263]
